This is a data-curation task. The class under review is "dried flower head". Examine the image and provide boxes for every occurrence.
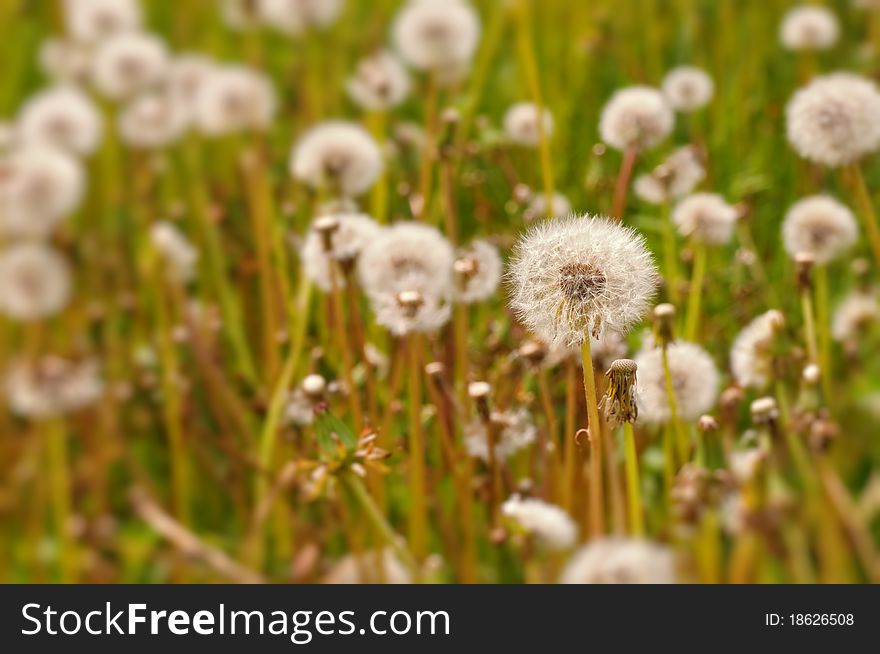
[0,145,84,238]
[780,6,839,51]
[150,221,199,283]
[118,92,187,149]
[786,73,880,167]
[503,102,554,147]
[508,214,659,348]
[290,121,383,197]
[301,213,383,291]
[662,66,714,112]
[0,243,72,321]
[501,495,578,551]
[63,0,142,44]
[194,65,276,135]
[599,86,674,152]
[634,145,705,204]
[602,358,639,425]
[91,32,170,101]
[635,340,720,424]
[730,309,785,389]
[16,85,103,156]
[832,289,879,342]
[5,356,103,419]
[391,0,481,74]
[524,191,572,221]
[464,407,536,462]
[560,537,677,584]
[453,239,502,304]
[346,50,410,111]
[782,195,857,264]
[672,192,738,245]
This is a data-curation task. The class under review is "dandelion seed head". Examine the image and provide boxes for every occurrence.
[150,221,199,283]
[634,145,705,204]
[634,340,720,424]
[301,213,383,292]
[290,121,383,197]
[524,192,571,221]
[5,357,103,419]
[464,407,537,462]
[832,289,879,341]
[786,72,880,167]
[163,54,218,119]
[503,102,554,147]
[63,0,142,44]
[782,195,857,264]
[371,284,451,335]
[194,65,276,136]
[119,92,187,149]
[730,309,784,389]
[662,66,714,112]
[501,495,578,551]
[560,537,677,584]
[392,0,481,74]
[780,6,839,51]
[16,85,102,156]
[599,86,674,152]
[453,239,502,304]
[0,243,72,321]
[346,51,410,111]
[508,215,659,348]
[39,39,93,85]
[258,0,344,35]
[672,192,738,245]
[91,32,170,101]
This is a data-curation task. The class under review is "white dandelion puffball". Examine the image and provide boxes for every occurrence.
[508,215,659,348]
[832,290,880,342]
[301,213,384,292]
[782,195,858,265]
[119,92,187,149]
[347,51,410,111]
[453,239,502,304]
[194,65,276,135]
[501,495,578,551]
[561,537,677,584]
[524,192,572,220]
[0,145,85,238]
[357,221,454,298]
[634,340,720,424]
[599,86,674,152]
[63,0,142,44]
[16,85,103,156]
[730,309,785,389]
[290,121,383,197]
[163,54,218,119]
[91,32,170,101]
[323,549,411,584]
[5,357,103,419]
[503,102,554,147]
[672,192,738,245]
[370,284,452,336]
[634,146,705,204]
[258,0,344,36]
[392,0,481,73]
[786,73,880,167]
[780,6,839,51]
[39,39,93,85]
[464,407,537,462]
[662,66,714,112]
[150,221,199,283]
[0,243,72,321]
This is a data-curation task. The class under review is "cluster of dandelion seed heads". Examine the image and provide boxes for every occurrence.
[599,86,674,152]
[508,215,659,347]
[782,195,858,265]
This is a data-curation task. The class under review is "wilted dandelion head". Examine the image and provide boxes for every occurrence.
[0,145,84,238]
[782,195,858,264]
[508,215,659,348]
[150,221,199,283]
[301,212,384,291]
[672,192,738,245]
[634,340,720,424]
[730,309,785,389]
[780,5,839,51]
[290,121,383,197]
[464,407,536,462]
[832,289,879,342]
[634,146,705,205]
[391,0,481,74]
[346,51,410,111]
[0,243,72,321]
[599,86,674,152]
[357,221,454,298]
[662,66,714,112]
[91,32,170,101]
[63,0,142,44]
[453,239,502,304]
[501,495,577,551]
[119,92,187,149]
[5,356,103,419]
[560,537,677,584]
[524,191,571,221]
[503,102,554,147]
[786,73,880,167]
[258,0,345,35]
[16,85,103,156]
[194,65,276,136]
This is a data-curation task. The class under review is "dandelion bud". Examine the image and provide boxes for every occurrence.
[652,303,676,347]
[698,414,719,432]
[750,396,779,426]
[314,216,340,250]
[602,358,638,425]
[802,363,821,385]
[794,252,814,292]
[467,380,491,400]
[302,373,327,399]
[425,361,445,379]
[719,386,744,422]
[396,289,425,317]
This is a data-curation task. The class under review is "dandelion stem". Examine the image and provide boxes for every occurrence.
[685,241,707,341]
[580,338,605,537]
[416,72,438,220]
[562,359,578,514]
[660,201,680,304]
[407,334,429,561]
[800,287,819,365]
[847,163,880,268]
[622,422,644,536]
[661,344,688,465]
[46,419,75,583]
[611,145,637,219]
[813,265,834,404]
[536,368,562,504]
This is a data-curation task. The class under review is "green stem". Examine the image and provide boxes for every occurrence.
[814,265,833,404]
[581,338,605,537]
[623,422,644,536]
[660,201,680,305]
[46,419,75,583]
[407,334,429,561]
[848,163,880,268]
[685,242,707,341]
